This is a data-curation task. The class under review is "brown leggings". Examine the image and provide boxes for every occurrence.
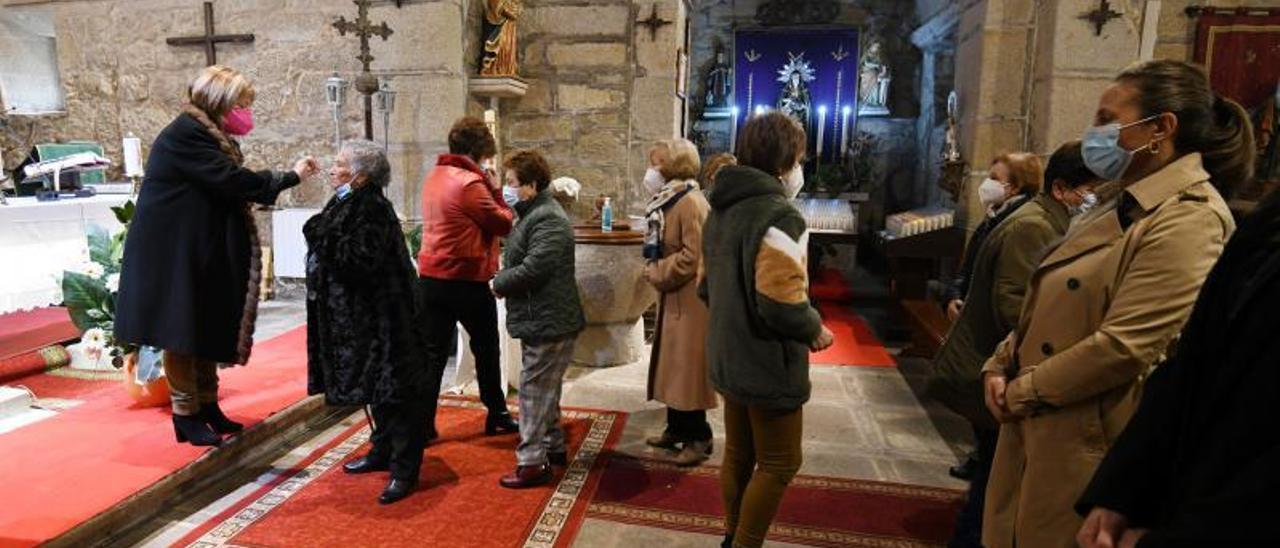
[720,398,804,548]
[163,351,219,416]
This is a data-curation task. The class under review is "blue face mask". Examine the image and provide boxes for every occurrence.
[335,183,353,200]
[502,185,521,208]
[1081,115,1160,181]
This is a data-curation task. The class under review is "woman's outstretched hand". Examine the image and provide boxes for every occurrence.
[293,156,320,180]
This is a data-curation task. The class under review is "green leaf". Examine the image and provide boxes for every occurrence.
[111,201,136,226]
[62,271,112,332]
[86,223,114,268]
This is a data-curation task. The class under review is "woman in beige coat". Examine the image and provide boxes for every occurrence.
[642,139,718,466]
[980,59,1254,548]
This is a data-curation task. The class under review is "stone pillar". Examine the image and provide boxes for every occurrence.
[627,0,688,217]
[911,4,959,209]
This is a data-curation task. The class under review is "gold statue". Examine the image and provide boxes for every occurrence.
[481,0,523,77]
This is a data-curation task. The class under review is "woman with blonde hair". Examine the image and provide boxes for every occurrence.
[699,152,737,194]
[982,59,1250,548]
[641,139,717,466]
[116,65,318,447]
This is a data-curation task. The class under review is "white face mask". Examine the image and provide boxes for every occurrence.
[978,178,1008,209]
[480,158,496,172]
[1068,191,1099,217]
[781,164,804,199]
[643,167,666,194]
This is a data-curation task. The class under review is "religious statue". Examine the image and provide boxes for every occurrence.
[480,0,523,77]
[776,52,816,129]
[858,40,891,115]
[1251,79,1280,188]
[704,49,732,109]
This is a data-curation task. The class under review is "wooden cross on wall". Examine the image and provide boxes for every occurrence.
[638,4,673,41]
[165,2,255,66]
[1079,0,1123,36]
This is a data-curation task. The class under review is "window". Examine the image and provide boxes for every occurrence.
[0,7,65,114]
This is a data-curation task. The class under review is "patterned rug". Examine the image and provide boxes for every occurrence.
[588,455,964,547]
[177,399,627,548]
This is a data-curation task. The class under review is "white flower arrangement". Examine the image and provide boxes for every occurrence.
[82,327,107,349]
[105,273,121,293]
[78,261,106,279]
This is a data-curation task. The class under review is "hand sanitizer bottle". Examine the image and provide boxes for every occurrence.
[601,197,613,233]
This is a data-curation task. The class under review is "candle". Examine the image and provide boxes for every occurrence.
[817,105,827,158]
[730,106,740,153]
[841,106,852,161]
[123,133,143,177]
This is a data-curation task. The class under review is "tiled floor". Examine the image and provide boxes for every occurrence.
[120,292,973,547]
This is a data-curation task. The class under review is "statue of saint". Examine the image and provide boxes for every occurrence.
[776,52,815,129]
[704,50,732,109]
[858,41,891,112]
[480,0,523,77]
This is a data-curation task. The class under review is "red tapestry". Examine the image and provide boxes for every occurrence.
[1193,11,1280,110]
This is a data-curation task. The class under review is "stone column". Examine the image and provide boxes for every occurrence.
[627,0,688,218]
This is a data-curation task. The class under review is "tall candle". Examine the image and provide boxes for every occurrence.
[817,105,827,158]
[841,106,852,161]
[730,106,740,153]
[123,133,143,177]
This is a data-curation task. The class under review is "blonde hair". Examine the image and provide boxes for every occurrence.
[650,138,701,181]
[700,153,737,191]
[187,65,255,120]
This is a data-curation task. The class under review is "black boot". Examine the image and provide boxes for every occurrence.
[173,414,222,446]
[201,402,244,435]
[485,411,518,436]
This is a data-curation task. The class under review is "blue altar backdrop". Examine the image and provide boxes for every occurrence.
[734,28,859,164]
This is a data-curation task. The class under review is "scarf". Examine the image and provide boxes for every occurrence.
[643,179,697,260]
[181,103,261,365]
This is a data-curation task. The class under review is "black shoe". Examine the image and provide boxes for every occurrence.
[378,477,419,505]
[485,412,518,436]
[173,414,222,447]
[949,455,978,481]
[201,402,244,435]
[344,454,390,474]
[721,534,734,548]
[548,450,568,467]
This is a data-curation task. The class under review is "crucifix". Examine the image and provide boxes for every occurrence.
[638,4,673,41]
[1079,0,1123,37]
[334,0,394,140]
[165,2,255,66]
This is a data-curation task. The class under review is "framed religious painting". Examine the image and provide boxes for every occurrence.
[1191,6,1280,189]
[677,48,689,100]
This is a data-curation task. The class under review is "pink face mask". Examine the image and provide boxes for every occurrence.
[222,107,255,136]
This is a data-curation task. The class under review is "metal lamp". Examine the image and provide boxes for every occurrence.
[374,79,397,151]
[324,72,350,150]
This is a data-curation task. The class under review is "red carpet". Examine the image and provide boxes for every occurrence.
[810,269,896,367]
[0,326,310,547]
[0,346,71,383]
[177,400,627,548]
[0,307,78,362]
[589,456,963,547]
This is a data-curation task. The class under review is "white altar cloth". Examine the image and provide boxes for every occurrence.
[0,195,131,314]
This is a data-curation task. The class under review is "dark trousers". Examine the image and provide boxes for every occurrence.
[368,400,428,481]
[666,408,713,443]
[948,426,999,548]
[417,277,509,429]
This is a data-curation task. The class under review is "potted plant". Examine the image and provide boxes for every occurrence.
[60,201,168,405]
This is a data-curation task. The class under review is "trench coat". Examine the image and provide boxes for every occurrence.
[645,185,717,411]
[929,194,1070,430]
[979,153,1235,548]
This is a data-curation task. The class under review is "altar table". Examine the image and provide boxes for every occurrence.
[0,195,131,314]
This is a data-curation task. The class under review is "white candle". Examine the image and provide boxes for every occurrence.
[123,133,143,177]
[730,106,740,153]
[817,105,827,158]
[841,106,852,161]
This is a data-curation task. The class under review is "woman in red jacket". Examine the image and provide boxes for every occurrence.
[417,116,519,438]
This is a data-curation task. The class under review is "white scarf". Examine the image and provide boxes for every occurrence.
[644,179,698,259]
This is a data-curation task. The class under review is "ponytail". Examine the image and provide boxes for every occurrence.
[1117,60,1257,197]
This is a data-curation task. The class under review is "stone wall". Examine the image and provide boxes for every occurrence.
[1,0,469,221]
[498,0,687,220]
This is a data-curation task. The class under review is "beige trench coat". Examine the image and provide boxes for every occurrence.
[645,185,718,411]
[980,153,1235,548]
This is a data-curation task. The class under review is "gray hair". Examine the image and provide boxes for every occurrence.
[341,139,391,188]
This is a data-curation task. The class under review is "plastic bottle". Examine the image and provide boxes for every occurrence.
[601,197,613,233]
